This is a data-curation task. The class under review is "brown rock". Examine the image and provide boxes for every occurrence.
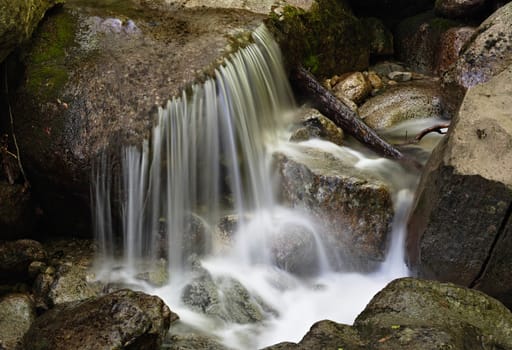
[435,26,476,75]
[333,72,372,104]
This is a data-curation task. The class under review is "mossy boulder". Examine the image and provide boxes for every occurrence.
[266,0,370,77]
[12,2,266,236]
[0,0,63,63]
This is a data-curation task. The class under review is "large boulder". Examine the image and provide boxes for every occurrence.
[274,147,394,271]
[12,1,266,236]
[264,278,512,350]
[444,2,512,89]
[21,289,175,350]
[407,65,512,307]
[0,294,36,350]
[0,0,62,62]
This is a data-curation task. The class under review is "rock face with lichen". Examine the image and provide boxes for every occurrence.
[0,0,63,62]
[444,1,512,89]
[407,65,512,309]
[12,2,266,236]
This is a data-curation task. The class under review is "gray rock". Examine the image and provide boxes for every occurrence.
[47,264,99,306]
[0,181,35,240]
[435,0,487,19]
[13,2,266,236]
[0,239,46,282]
[0,0,63,62]
[387,71,412,82]
[444,2,512,89]
[171,0,314,14]
[21,289,175,350]
[165,332,230,350]
[407,65,512,307]
[274,148,394,272]
[0,294,35,350]
[290,108,344,146]
[360,79,458,129]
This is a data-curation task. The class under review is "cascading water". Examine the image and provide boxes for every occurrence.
[92,24,438,349]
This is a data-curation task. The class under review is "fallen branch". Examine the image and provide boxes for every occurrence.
[397,123,450,145]
[290,66,422,169]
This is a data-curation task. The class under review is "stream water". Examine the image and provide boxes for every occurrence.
[91,24,444,349]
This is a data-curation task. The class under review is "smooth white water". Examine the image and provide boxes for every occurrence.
[91,24,444,349]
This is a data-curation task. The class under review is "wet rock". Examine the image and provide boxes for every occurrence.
[407,65,512,307]
[0,0,63,62]
[367,71,383,90]
[370,61,406,78]
[360,79,457,129]
[435,0,487,19]
[267,2,370,77]
[332,72,372,104]
[387,71,412,82]
[355,278,512,349]
[444,2,512,89]
[361,17,394,56]
[394,11,461,74]
[182,267,274,324]
[47,264,99,305]
[435,26,476,75]
[0,294,36,350]
[21,289,174,350]
[173,0,314,14]
[290,108,344,146]
[0,239,46,282]
[14,2,266,236]
[165,332,229,350]
[274,148,394,272]
[0,181,35,240]
[265,278,512,349]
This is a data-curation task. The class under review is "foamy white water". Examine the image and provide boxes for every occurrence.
[91,24,444,349]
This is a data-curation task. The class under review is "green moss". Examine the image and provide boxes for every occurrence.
[24,9,77,101]
[266,0,370,78]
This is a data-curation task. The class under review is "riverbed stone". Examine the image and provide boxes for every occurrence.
[332,72,372,104]
[444,2,512,89]
[274,148,394,272]
[0,294,36,350]
[0,0,63,62]
[407,65,512,307]
[435,26,476,75]
[360,79,458,129]
[290,108,344,146]
[21,289,174,350]
[13,1,266,237]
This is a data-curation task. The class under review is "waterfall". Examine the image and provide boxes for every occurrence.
[92,24,297,277]
[91,24,419,349]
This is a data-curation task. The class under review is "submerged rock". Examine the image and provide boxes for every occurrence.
[21,289,174,350]
[274,148,394,271]
[359,79,457,129]
[0,294,36,350]
[13,1,266,236]
[182,267,274,324]
[407,65,512,308]
[444,2,512,89]
[0,0,63,62]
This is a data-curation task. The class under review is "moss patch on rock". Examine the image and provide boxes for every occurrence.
[266,0,370,77]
